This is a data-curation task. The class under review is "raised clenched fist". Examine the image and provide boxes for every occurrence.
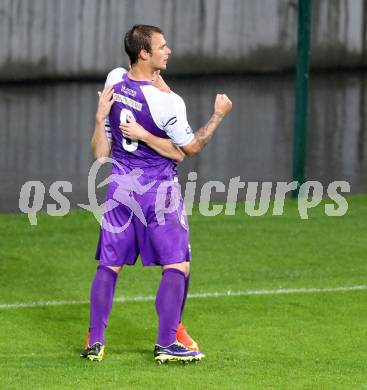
[214,94,232,117]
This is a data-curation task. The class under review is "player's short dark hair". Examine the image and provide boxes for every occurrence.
[124,24,163,65]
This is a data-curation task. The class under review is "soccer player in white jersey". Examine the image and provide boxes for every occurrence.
[82,25,232,363]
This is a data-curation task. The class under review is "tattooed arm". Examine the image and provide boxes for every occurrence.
[181,94,232,157]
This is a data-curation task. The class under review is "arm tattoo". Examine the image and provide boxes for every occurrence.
[194,112,223,147]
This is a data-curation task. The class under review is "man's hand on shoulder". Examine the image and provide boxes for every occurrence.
[152,71,171,93]
[96,85,115,123]
[91,85,114,160]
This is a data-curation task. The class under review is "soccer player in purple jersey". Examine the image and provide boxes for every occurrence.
[81,25,232,363]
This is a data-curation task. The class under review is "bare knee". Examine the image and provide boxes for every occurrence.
[162,262,190,278]
[106,265,123,274]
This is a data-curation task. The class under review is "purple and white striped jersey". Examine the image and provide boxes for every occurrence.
[104,68,193,180]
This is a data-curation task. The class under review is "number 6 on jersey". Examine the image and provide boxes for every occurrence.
[120,108,138,152]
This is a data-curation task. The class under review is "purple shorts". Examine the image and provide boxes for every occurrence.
[95,180,191,267]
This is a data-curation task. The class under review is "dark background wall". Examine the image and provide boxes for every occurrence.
[0,0,366,81]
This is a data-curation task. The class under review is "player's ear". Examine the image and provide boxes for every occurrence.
[139,49,149,61]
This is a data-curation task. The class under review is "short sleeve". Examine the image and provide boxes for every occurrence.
[162,93,194,147]
[105,67,127,87]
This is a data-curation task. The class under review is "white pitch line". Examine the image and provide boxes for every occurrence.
[0,285,366,310]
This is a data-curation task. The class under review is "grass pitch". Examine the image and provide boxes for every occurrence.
[0,196,366,389]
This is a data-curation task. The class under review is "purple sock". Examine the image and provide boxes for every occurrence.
[179,273,190,322]
[155,268,185,346]
[89,265,118,345]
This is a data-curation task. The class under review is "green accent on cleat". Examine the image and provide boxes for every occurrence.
[80,342,105,362]
[155,354,204,364]
[154,341,205,364]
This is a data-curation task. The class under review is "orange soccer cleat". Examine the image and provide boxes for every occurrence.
[176,323,200,352]
[80,331,91,358]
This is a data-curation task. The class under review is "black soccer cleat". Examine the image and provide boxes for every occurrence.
[80,342,105,362]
